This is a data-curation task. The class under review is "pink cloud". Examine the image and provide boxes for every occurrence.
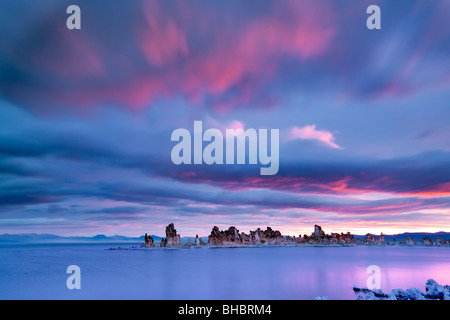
[29,23,105,80]
[402,182,450,198]
[179,2,335,111]
[64,1,335,111]
[289,125,343,149]
[14,0,337,113]
[137,1,188,66]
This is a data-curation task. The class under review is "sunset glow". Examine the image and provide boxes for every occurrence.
[1,0,450,237]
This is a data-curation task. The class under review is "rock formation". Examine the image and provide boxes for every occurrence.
[285,235,296,245]
[435,236,444,246]
[208,226,250,245]
[143,233,154,247]
[422,237,433,245]
[208,226,225,246]
[308,225,327,244]
[406,236,416,245]
[195,234,204,246]
[296,235,306,244]
[361,232,391,245]
[240,232,251,245]
[329,232,354,245]
[165,223,181,246]
[249,227,284,244]
[364,233,376,244]
[208,226,284,246]
[208,226,243,245]
[142,224,450,248]
[153,223,182,247]
[225,226,242,243]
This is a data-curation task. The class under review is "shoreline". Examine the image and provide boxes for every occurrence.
[108,243,450,250]
[142,223,450,249]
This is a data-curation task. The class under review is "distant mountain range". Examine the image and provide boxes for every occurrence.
[363,232,450,242]
[0,233,146,244]
[0,232,448,245]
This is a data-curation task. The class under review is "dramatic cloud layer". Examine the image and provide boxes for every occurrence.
[0,0,449,236]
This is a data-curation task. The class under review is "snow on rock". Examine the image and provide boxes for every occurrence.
[386,293,397,300]
[358,291,378,300]
[391,289,408,300]
[354,279,449,300]
[424,279,449,299]
[405,287,424,300]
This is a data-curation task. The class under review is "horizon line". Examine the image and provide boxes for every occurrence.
[2,230,450,239]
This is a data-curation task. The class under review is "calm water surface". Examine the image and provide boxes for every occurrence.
[1,244,449,299]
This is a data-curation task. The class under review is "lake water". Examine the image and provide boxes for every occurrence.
[1,244,449,300]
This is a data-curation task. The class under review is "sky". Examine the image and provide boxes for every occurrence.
[0,0,450,237]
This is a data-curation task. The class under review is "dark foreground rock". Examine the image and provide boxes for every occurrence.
[353,279,450,300]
